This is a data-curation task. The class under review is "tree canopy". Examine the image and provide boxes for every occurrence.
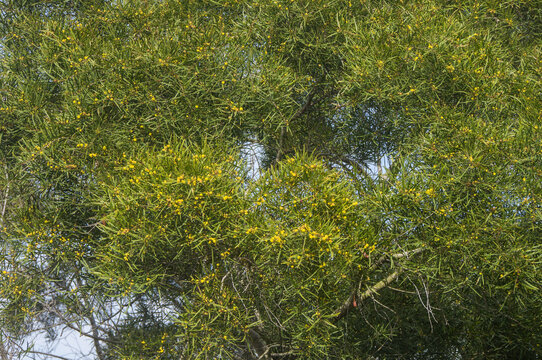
[0,0,541,359]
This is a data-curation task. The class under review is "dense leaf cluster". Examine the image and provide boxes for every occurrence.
[1,0,540,359]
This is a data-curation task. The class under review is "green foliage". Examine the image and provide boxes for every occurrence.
[1,0,541,359]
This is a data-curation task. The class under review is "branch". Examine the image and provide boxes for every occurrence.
[10,340,72,360]
[275,83,319,163]
[0,338,10,360]
[358,269,403,302]
[270,350,297,358]
[0,164,10,228]
[392,247,426,260]
[370,247,426,272]
[333,269,403,323]
[290,86,317,123]
[332,247,426,323]
[336,155,371,179]
[258,344,297,360]
[247,328,269,360]
[76,278,105,360]
[275,126,285,163]
[332,289,357,323]
[21,350,72,360]
[38,299,119,345]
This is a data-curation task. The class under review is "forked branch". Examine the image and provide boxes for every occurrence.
[333,247,426,322]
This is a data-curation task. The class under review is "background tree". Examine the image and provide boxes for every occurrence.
[1,0,541,359]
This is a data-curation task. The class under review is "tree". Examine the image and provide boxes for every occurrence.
[1,0,541,359]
